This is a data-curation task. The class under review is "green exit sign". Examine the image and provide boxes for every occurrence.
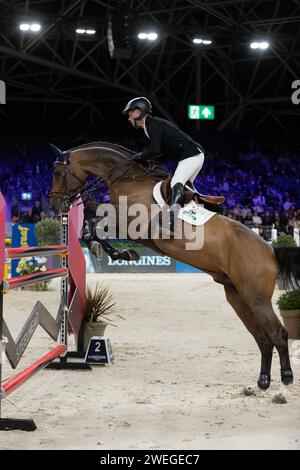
[188,105,215,120]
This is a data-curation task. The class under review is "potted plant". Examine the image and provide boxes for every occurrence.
[277,289,300,339]
[83,283,122,350]
[272,232,296,248]
[35,217,61,269]
[35,217,60,246]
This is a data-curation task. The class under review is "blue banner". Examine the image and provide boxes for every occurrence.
[175,261,201,273]
[11,223,37,277]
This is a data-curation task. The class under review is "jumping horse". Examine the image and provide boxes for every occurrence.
[50,141,300,402]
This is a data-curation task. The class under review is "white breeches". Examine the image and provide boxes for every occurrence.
[171,151,205,188]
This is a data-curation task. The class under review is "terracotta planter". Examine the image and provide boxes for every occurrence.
[83,322,108,351]
[280,309,300,339]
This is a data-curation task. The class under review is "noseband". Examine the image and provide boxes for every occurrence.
[50,150,86,208]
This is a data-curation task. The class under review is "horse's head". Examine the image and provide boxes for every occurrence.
[50,144,88,213]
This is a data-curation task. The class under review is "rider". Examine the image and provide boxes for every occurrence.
[122,97,205,223]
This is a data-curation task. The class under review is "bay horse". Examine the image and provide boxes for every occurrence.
[50,141,300,402]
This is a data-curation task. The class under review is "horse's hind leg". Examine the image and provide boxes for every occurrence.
[241,294,293,403]
[223,284,274,394]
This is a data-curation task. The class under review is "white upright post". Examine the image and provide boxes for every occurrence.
[271,228,277,242]
[294,228,300,247]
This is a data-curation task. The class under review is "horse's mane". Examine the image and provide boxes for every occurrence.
[69,140,169,180]
[69,141,135,157]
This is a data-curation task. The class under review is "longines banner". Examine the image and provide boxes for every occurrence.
[101,249,176,272]
[86,245,177,273]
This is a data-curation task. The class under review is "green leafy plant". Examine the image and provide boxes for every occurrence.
[35,217,60,246]
[272,232,297,247]
[110,240,144,249]
[84,283,123,326]
[16,256,50,291]
[277,290,300,310]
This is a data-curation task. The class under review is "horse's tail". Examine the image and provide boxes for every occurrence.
[274,246,300,290]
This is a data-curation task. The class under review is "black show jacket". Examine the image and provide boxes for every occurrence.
[139,116,204,162]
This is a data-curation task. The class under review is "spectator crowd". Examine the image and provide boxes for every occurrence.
[0,140,299,237]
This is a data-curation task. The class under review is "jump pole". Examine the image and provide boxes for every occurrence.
[0,345,66,431]
[1,345,67,399]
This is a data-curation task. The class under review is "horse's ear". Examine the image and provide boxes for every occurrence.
[49,143,64,162]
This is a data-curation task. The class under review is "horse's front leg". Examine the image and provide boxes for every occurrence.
[82,217,140,262]
[98,239,140,261]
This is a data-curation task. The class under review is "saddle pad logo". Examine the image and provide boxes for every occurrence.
[178,200,216,226]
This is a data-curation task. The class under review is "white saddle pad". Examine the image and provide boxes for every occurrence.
[153,181,216,226]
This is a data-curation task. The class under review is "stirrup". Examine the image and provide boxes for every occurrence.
[169,182,184,208]
[165,205,180,235]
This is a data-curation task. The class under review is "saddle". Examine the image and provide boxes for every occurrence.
[161,177,225,206]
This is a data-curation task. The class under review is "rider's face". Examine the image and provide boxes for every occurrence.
[128,109,143,128]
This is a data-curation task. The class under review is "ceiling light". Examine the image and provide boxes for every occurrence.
[138,33,148,39]
[19,23,30,31]
[30,23,41,32]
[193,38,212,45]
[250,41,269,50]
[147,32,158,41]
[260,41,269,49]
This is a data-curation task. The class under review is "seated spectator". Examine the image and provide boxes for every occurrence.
[282,211,290,232]
[287,216,300,232]
[283,197,294,211]
[252,191,266,207]
[243,210,254,227]
[252,211,262,226]
[262,211,274,226]
[32,200,42,222]
[232,204,242,220]
[273,211,281,230]
[241,205,251,220]
[219,177,229,192]
[227,193,236,208]
[207,171,216,183]
[22,209,35,223]
[11,201,21,222]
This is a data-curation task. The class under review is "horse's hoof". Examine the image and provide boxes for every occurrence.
[257,373,271,390]
[272,393,287,404]
[126,249,140,261]
[111,250,122,261]
[281,369,293,385]
[243,386,256,397]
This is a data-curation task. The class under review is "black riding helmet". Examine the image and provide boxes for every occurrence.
[122,97,152,116]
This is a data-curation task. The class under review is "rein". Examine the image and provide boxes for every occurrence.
[52,145,168,209]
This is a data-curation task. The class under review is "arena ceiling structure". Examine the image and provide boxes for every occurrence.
[0,0,299,133]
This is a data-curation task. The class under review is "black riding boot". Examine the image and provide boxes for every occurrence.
[168,182,184,233]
